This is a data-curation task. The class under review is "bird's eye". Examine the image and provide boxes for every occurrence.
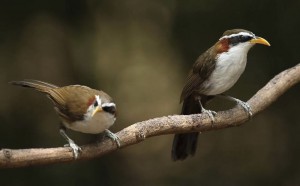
[229,37,239,46]
[239,35,252,42]
[93,101,98,107]
[103,106,116,115]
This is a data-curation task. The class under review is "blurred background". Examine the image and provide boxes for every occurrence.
[0,0,299,185]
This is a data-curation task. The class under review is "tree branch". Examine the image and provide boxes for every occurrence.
[1,64,300,168]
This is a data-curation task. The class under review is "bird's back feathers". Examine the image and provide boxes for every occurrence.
[10,80,113,123]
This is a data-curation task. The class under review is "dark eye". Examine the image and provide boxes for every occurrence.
[93,101,98,107]
[103,106,116,115]
[239,35,252,42]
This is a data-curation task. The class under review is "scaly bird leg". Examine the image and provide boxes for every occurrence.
[218,94,252,119]
[104,129,121,147]
[59,127,82,159]
[196,97,217,123]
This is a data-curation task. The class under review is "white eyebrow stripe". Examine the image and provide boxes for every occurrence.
[95,95,101,105]
[219,32,254,40]
[102,102,116,108]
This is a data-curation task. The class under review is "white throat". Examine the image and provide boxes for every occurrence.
[69,112,116,134]
[201,42,254,95]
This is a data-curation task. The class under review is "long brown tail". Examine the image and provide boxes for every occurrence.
[171,95,213,161]
[10,80,58,93]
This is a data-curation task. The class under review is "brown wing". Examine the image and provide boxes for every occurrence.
[180,46,217,102]
[48,86,94,122]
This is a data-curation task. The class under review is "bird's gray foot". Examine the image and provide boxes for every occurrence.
[64,140,82,159]
[202,108,217,123]
[60,128,82,159]
[196,96,217,124]
[218,94,252,119]
[228,97,252,118]
[236,99,252,118]
[105,129,121,147]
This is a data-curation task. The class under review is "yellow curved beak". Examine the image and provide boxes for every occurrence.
[92,107,102,117]
[250,37,271,46]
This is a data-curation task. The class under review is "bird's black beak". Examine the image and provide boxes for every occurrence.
[250,37,271,46]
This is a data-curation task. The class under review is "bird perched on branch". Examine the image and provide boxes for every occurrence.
[11,80,120,159]
[172,29,270,161]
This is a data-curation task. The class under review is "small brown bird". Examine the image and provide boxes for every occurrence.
[11,80,120,158]
[172,29,270,161]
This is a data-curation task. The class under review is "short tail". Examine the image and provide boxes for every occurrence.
[10,79,58,93]
[171,95,213,161]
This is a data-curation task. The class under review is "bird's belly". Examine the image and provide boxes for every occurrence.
[64,112,116,134]
[201,55,247,95]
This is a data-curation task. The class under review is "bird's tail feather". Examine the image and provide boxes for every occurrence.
[10,79,58,93]
[172,95,213,161]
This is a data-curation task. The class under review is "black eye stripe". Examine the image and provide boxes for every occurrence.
[239,35,252,42]
[93,101,98,107]
[229,35,253,45]
[102,106,116,115]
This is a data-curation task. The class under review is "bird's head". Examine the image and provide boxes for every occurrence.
[85,95,116,120]
[215,29,270,54]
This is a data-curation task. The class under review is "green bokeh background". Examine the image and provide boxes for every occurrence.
[0,0,299,185]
